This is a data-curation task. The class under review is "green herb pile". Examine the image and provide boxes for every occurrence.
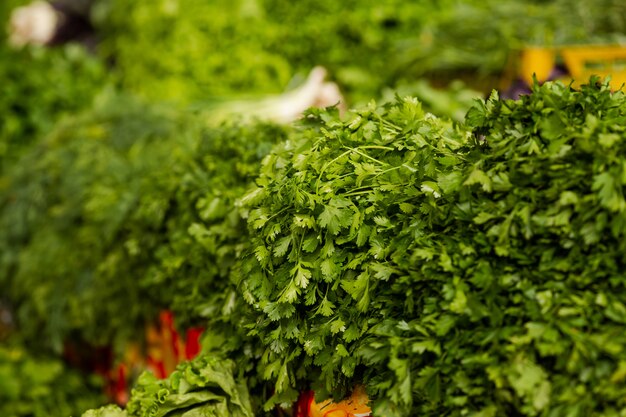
[234,81,626,416]
[0,93,185,351]
[7,79,626,416]
[0,341,105,417]
[4,0,626,415]
[235,98,472,413]
[0,91,289,353]
[444,79,626,417]
[0,44,106,172]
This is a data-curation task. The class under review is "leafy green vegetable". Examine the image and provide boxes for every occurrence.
[82,405,127,417]
[127,356,253,417]
[0,90,289,354]
[0,92,187,351]
[235,98,471,410]
[6,33,626,417]
[82,355,253,417]
[440,79,626,417]
[236,81,626,416]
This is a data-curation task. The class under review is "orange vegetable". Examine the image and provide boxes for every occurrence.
[309,385,372,417]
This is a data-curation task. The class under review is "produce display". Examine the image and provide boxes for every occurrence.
[9,81,626,416]
[3,0,626,416]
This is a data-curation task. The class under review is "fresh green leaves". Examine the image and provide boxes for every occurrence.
[126,356,253,417]
[237,98,470,408]
[82,355,253,417]
[236,82,626,416]
[444,80,626,416]
[8,77,626,417]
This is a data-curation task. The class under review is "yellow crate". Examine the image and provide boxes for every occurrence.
[519,46,556,85]
[516,45,626,90]
[561,46,626,89]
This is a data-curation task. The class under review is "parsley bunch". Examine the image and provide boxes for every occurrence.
[236,99,472,411]
[7,75,626,417]
[238,82,626,416]
[446,79,626,416]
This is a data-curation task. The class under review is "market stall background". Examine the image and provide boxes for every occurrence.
[2,0,626,416]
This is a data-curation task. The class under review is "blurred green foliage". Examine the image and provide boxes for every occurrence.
[0,92,189,351]
[0,91,288,354]
[94,0,626,105]
[0,340,105,417]
[0,0,106,172]
[0,45,106,171]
